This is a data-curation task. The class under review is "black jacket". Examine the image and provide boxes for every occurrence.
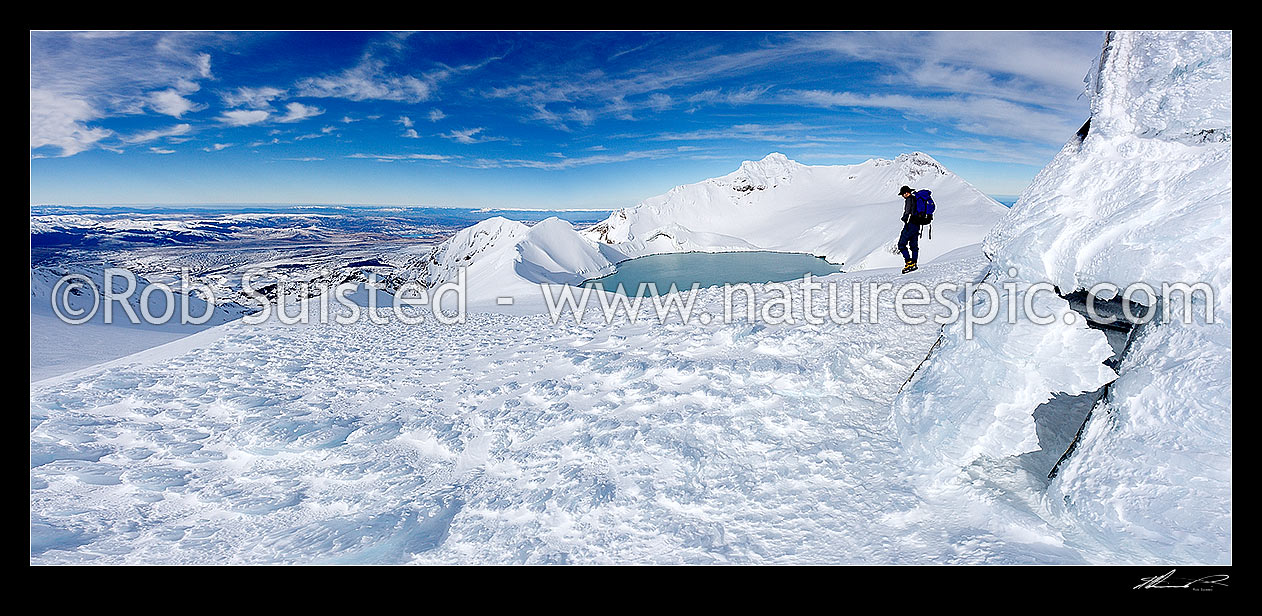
[901,194,918,224]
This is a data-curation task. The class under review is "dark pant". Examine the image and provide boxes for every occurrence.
[898,222,920,262]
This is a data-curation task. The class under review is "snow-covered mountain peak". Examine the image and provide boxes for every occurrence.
[422,216,529,286]
[443,216,530,256]
[525,216,583,237]
[887,151,950,182]
[719,152,803,190]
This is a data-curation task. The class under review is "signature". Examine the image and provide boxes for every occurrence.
[1134,569,1229,591]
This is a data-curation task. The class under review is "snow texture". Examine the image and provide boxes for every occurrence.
[38,254,1090,564]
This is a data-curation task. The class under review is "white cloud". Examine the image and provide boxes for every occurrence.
[295,56,436,103]
[29,89,113,157]
[402,129,420,139]
[464,148,678,170]
[428,109,446,122]
[647,122,852,145]
[481,41,800,129]
[686,86,771,107]
[475,32,1096,150]
[149,88,203,118]
[221,86,286,109]
[149,147,176,154]
[194,53,213,79]
[609,41,652,61]
[347,152,451,162]
[647,93,673,111]
[922,136,1059,166]
[605,97,635,121]
[797,31,1101,116]
[525,104,570,131]
[567,107,596,127]
[220,109,271,126]
[203,143,234,151]
[30,31,226,157]
[398,115,414,127]
[122,123,193,144]
[441,127,504,145]
[781,89,1078,144]
[276,102,324,123]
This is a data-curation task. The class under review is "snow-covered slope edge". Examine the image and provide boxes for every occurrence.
[422,153,1008,308]
[894,31,1231,564]
[30,265,254,381]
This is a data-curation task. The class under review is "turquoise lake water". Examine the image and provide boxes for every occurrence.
[582,251,844,296]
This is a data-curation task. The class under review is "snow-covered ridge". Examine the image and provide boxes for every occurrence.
[420,216,530,287]
[412,215,623,310]
[422,151,1008,307]
[717,151,801,189]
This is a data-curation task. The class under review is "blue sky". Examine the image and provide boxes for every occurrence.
[31,30,1104,209]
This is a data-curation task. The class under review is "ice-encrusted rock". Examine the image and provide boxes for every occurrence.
[896,30,1231,564]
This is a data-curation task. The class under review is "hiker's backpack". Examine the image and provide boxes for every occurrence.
[910,190,935,225]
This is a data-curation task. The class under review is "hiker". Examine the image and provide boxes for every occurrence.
[897,185,921,274]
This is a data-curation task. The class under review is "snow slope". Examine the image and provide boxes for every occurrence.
[30,264,403,382]
[419,152,1006,308]
[895,30,1231,564]
[38,251,1098,564]
[30,265,252,382]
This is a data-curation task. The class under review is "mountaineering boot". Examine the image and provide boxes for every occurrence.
[902,260,918,274]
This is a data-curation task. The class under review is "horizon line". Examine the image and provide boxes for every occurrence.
[31,193,1023,211]
[29,202,620,212]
